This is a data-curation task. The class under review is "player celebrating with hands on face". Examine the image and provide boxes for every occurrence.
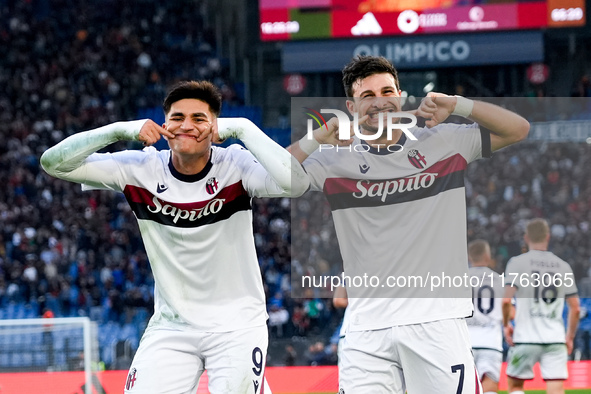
[289,55,530,393]
[41,80,309,394]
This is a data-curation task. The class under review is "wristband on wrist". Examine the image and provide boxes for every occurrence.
[452,96,474,118]
[298,133,320,155]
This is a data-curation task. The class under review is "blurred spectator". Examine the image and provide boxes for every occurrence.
[304,341,333,366]
[291,305,310,336]
[268,304,289,338]
[572,75,591,97]
[284,344,297,366]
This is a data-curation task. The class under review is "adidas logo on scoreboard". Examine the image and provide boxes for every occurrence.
[351,12,383,36]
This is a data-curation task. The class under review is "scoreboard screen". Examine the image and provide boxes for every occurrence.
[259,0,585,41]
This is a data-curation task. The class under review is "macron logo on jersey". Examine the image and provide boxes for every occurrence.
[351,12,383,36]
[156,182,168,193]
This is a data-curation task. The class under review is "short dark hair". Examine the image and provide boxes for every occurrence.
[342,56,400,98]
[163,80,222,116]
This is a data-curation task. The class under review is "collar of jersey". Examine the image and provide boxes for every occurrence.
[168,149,213,182]
[359,133,407,155]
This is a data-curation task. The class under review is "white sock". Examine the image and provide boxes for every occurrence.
[509,391,525,394]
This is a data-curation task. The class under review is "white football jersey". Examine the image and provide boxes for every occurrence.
[80,145,273,332]
[466,266,504,352]
[303,123,490,331]
[504,250,578,344]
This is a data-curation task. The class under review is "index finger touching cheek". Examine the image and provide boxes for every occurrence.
[159,124,175,139]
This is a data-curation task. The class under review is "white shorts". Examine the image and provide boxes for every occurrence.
[473,348,502,383]
[124,325,270,394]
[506,343,568,381]
[339,318,481,393]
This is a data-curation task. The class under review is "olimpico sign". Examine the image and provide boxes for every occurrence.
[282,31,543,72]
[353,40,470,63]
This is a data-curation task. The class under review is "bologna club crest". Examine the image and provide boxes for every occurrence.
[126,368,137,390]
[407,149,427,169]
[206,177,219,195]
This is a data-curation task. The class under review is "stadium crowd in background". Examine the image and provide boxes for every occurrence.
[465,141,591,281]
